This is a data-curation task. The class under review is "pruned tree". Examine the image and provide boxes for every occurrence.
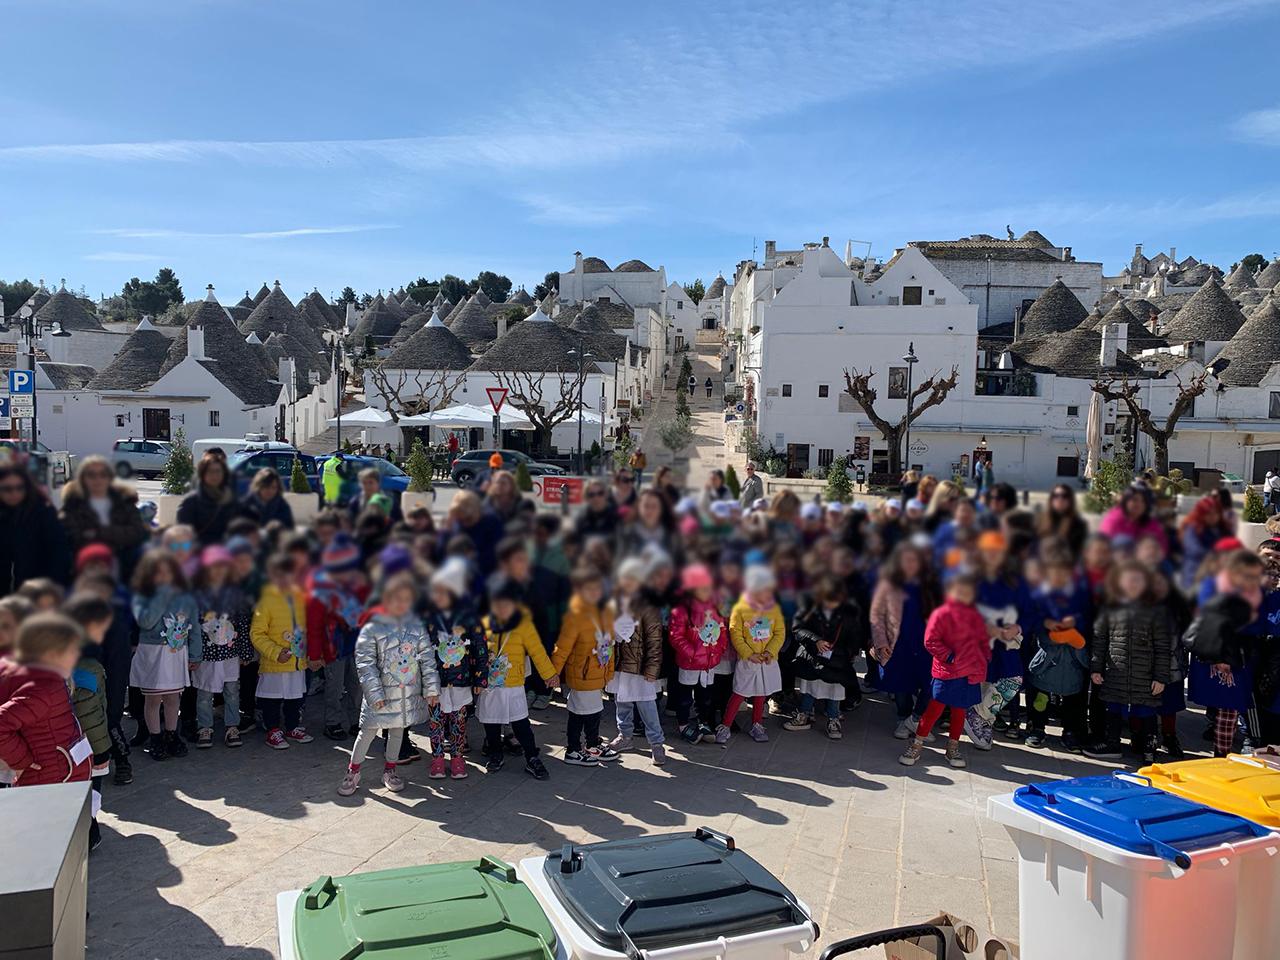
[684,279,705,305]
[533,271,560,300]
[842,365,960,478]
[1092,370,1210,475]
[491,368,587,454]
[364,364,465,422]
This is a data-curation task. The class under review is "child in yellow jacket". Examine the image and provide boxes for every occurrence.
[478,573,558,779]
[720,564,786,744]
[249,554,312,750]
[552,567,617,767]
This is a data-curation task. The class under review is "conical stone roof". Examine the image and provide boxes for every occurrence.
[352,295,402,343]
[1162,279,1246,343]
[385,309,473,370]
[34,287,105,332]
[86,323,172,390]
[447,295,497,347]
[1254,260,1280,290]
[469,308,600,373]
[159,287,280,406]
[251,283,271,306]
[1224,261,1257,289]
[1214,299,1280,386]
[1018,280,1087,338]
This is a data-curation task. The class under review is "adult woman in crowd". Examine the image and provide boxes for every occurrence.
[485,470,525,524]
[652,465,682,508]
[767,490,805,548]
[177,452,240,546]
[239,468,295,529]
[1099,482,1168,555]
[579,478,620,537]
[1179,494,1235,589]
[1035,483,1088,559]
[924,479,964,533]
[611,468,638,512]
[0,461,70,592]
[59,455,149,575]
[617,486,679,561]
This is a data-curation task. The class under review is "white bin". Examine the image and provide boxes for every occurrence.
[989,792,1279,960]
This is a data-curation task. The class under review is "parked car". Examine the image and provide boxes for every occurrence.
[192,435,291,462]
[449,448,565,485]
[111,438,171,478]
[228,449,318,496]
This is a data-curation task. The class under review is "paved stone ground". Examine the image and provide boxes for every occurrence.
[86,685,1168,960]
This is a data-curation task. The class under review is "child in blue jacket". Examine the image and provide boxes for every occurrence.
[1025,554,1090,750]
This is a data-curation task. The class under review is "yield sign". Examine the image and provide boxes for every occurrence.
[485,387,508,414]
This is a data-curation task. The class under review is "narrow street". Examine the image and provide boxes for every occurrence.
[644,334,727,491]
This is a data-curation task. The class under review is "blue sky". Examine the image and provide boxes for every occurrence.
[1,0,1278,302]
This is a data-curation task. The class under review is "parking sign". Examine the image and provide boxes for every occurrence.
[0,395,9,430]
[7,369,33,394]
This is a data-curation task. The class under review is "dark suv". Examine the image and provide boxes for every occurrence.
[449,449,564,485]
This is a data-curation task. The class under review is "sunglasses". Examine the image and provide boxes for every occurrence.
[171,541,194,552]
[587,490,606,499]
[617,476,634,484]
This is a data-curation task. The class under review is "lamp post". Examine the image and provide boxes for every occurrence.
[568,335,592,475]
[334,340,347,453]
[901,341,919,475]
[11,305,70,447]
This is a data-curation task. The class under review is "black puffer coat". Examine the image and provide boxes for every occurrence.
[790,601,862,686]
[1090,601,1172,707]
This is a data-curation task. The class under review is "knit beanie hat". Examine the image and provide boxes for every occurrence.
[616,556,647,586]
[680,563,713,592]
[322,533,361,573]
[378,542,413,578]
[430,557,470,598]
[744,564,776,594]
[75,542,115,573]
[200,545,233,568]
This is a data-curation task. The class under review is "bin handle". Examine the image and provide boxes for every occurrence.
[303,875,337,910]
[479,856,517,882]
[1116,772,1154,788]
[818,925,947,960]
[559,843,580,874]
[693,826,736,851]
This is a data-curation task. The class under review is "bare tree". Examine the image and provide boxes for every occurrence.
[1092,370,1209,475]
[491,368,586,453]
[842,365,960,478]
[364,364,465,422]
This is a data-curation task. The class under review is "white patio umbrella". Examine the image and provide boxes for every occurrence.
[398,402,535,431]
[326,406,393,426]
[1083,390,1104,480]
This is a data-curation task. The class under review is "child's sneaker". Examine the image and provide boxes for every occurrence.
[826,718,843,741]
[113,755,133,784]
[782,714,812,731]
[714,724,731,744]
[698,723,717,743]
[196,728,213,749]
[1024,731,1045,749]
[1083,741,1122,760]
[266,728,289,750]
[963,714,994,751]
[485,752,506,773]
[945,741,967,768]
[605,734,633,753]
[749,723,769,743]
[148,735,169,761]
[1003,722,1023,742]
[1141,737,1159,765]
[1060,733,1083,754]
[905,715,936,744]
[224,727,242,748]
[337,768,361,796]
[893,718,914,740]
[1162,733,1186,759]
[898,737,924,766]
[679,723,701,745]
[651,743,667,766]
[525,756,550,781]
[563,749,599,766]
[323,725,348,741]
[285,727,313,744]
[429,756,447,779]
[450,755,468,779]
[166,731,188,758]
[382,767,405,793]
[590,745,621,763]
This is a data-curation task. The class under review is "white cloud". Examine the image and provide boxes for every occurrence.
[522,195,649,226]
[93,224,394,240]
[83,251,166,262]
[1232,107,1280,146]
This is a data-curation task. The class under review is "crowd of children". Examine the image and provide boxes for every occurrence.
[4,451,1280,843]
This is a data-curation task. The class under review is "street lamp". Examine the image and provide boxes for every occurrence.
[901,341,919,475]
[6,304,71,447]
[334,340,348,453]
[567,335,593,475]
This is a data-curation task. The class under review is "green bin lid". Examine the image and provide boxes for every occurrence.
[293,856,557,960]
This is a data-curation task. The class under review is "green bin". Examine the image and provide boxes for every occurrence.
[280,856,559,960]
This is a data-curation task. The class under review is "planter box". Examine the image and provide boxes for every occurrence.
[1238,521,1272,552]
[401,490,436,516]
[284,492,319,525]
[155,494,183,528]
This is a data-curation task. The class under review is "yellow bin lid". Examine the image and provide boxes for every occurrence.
[1138,756,1280,827]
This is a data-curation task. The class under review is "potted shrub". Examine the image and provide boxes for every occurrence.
[400,437,436,515]
[283,456,319,524]
[1239,486,1271,551]
[514,461,534,493]
[156,427,191,525]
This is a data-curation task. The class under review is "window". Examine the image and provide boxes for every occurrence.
[1056,456,1079,478]
[888,367,908,399]
[676,300,683,309]
[209,410,220,427]
[817,384,830,398]
[115,414,127,428]
[1067,405,1079,417]
[781,383,793,397]
[817,448,835,469]
[902,286,923,306]
[1271,392,1280,419]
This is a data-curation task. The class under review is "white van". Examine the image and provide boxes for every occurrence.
[191,435,295,461]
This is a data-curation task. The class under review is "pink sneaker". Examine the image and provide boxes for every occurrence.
[450,755,468,779]
[285,727,313,744]
[429,756,447,779]
[266,728,289,750]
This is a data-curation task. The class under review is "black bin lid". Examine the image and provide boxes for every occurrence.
[542,828,812,954]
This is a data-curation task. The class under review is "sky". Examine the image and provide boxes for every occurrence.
[1,0,1278,303]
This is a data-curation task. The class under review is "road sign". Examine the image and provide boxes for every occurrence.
[541,476,584,506]
[0,396,9,430]
[485,387,508,414]
[7,369,33,395]
[9,395,33,418]
[734,401,745,414]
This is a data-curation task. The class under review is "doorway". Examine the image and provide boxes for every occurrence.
[142,407,170,441]
[786,443,811,478]
[1253,450,1280,484]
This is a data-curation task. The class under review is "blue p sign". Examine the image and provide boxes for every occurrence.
[8,369,33,394]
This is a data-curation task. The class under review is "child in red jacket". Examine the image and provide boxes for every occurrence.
[0,613,93,787]
[900,572,999,769]
[669,564,729,745]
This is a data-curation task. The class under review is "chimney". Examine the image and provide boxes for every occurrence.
[1099,323,1118,369]
[1169,246,1176,264]
[205,283,216,302]
[188,325,206,361]
[1115,320,1129,356]
[764,240,776,260]
[1135,243,1143,259]
[1063,246,1072,261]
[497,312,509,339]
[344,301,357,331]
[278,357,295,389]
[821,236,829,247]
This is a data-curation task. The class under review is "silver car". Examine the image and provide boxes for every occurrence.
[110,438,171,478]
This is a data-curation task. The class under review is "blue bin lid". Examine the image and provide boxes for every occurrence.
[1014,774,1272,868]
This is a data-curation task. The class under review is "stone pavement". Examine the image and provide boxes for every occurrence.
[645,340,727,492]
[86,688,1141,959]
